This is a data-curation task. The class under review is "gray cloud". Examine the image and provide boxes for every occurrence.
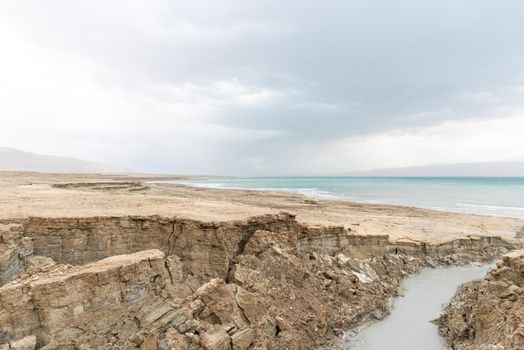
[1,0,524,175]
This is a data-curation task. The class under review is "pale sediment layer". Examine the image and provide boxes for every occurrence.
[438,249,524,350]
[0,172,523,349]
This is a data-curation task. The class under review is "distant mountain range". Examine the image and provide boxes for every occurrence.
[0,147,127,173]
[344,161,524,177]
[3,146,523,177]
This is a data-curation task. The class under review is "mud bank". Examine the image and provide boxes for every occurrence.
[0,213,520,349]
[438,249,524,350]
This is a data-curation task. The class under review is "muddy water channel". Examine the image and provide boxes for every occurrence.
[339,264,492,350]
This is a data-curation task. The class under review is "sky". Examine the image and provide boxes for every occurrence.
[1,0,524,175]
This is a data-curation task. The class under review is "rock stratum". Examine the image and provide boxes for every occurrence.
[0,172,523,349]
[0,213,519,350]
[438,249,524,350]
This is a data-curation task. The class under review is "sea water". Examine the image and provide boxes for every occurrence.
[164,177,524,219]
[339,265,491,350]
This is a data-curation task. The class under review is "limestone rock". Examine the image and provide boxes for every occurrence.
[201,326,231,350]
[0,213,517,350]
[0,224,33,286]
[0,250,176,346]
[162,329,190,350]
[9,335,36,350]
[194,279,249,330]
[231,328,253,350]
[234,287,265,325]
[140,334,158,350]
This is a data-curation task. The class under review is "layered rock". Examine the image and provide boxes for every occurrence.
[0,213,519,349]
[438,249,524,350]
[0,250,181,347]
[21,214,300,281]
[0,222,60,288]
[0,246,416,350]
[20,214,514,270]
[0,223,35,286]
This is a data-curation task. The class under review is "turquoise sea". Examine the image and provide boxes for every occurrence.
[169,177,524,219]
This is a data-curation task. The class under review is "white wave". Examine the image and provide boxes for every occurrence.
[171,181,228,189]
[456,203,524,211]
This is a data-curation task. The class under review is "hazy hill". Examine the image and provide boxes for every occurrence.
[345,161,524,177]
[0,147,127,173]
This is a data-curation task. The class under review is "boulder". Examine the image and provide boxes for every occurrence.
[201,327,231,350]
[235,287,265,325]
[231,328,253,350]
[9,335,36,350]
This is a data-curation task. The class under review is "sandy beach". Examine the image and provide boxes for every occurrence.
[1,171,523,244]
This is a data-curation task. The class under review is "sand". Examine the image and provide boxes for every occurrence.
[1,171,523,244]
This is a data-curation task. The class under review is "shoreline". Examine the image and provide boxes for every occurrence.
[154,176,524,221]
[1,172,523,244]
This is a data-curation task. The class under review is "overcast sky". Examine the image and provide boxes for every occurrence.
[1,0,524,175]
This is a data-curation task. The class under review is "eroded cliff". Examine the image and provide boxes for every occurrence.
[0,213,519,349]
